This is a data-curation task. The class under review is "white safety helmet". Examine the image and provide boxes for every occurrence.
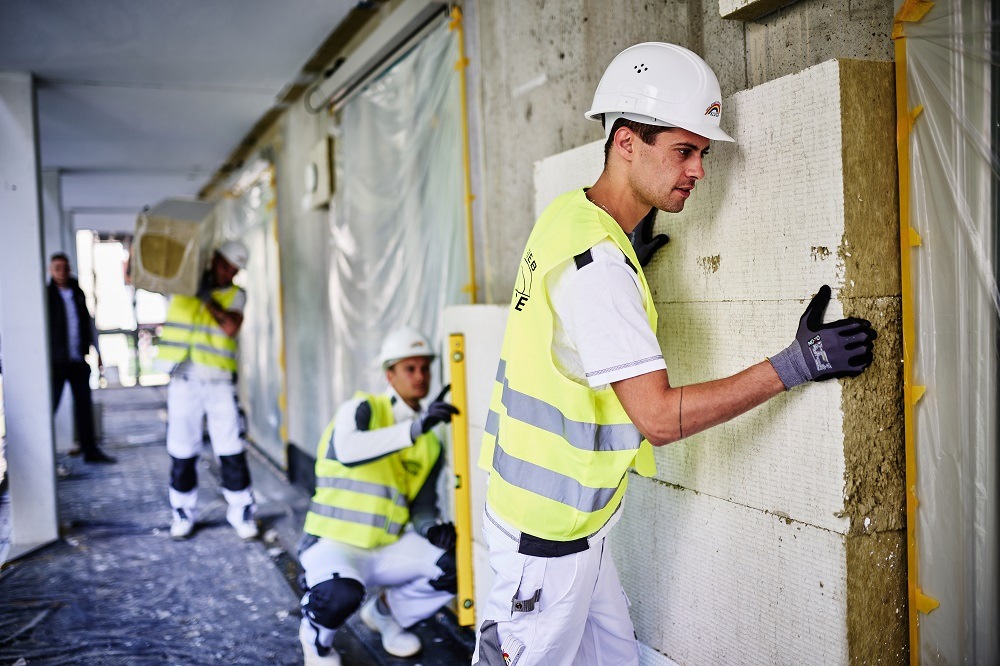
[377,326,436,370]
[585,42,734,143]
[217,240,249,270]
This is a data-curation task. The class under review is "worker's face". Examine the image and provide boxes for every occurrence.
[386,356,432,406]
[211,252,239,287]
[630,127,710,213]
[49,257,70,287]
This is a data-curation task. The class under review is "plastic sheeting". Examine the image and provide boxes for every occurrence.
[899,0,998,661]
[328,17,470,403]
[217,168,286,465]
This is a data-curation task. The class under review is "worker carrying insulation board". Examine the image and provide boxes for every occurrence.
[473,43,878,666]
[156,239,259,542]
[297,327,459,665]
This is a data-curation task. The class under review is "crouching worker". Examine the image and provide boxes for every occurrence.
[298,327,460,665]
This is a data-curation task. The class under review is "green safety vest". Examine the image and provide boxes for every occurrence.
[304,392,441,549]
[478,188,658,542]
[157,287,241,373]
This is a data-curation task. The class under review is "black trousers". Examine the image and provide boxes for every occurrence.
[51,361,97,454]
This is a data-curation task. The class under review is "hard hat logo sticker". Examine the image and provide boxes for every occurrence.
[705,101,721,117]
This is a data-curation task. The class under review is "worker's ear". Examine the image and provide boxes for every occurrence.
[611,126,636,162]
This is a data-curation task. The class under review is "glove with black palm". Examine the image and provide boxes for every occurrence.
[195,270,215,303]
[628,207,669,268]
[409,385,460,441]
[769,285,877,389]
[425,522,457,550]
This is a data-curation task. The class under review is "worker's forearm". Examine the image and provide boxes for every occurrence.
[613,362,785,446]
[674,361,784,443]
[204,301,242,338]
[333,421,412,465]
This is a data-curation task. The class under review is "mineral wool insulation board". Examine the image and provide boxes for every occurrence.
[533,59,904,665]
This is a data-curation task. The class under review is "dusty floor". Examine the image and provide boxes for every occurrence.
[0,385,473,665]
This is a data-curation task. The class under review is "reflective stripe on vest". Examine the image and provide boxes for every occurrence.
[479,188,657,542]
[303,391,440,549]
[491,358,642,452]
[157,288,240,371]
[306,502,406,538]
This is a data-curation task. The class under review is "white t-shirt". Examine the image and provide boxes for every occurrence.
[548,239,665,389]
[58,287,83,361]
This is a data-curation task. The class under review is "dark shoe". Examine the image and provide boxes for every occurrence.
[83,450,117,464]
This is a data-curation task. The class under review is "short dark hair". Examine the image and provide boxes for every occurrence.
[50,252,70,264]
[603,116,675,164]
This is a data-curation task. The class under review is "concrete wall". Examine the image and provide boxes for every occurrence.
[474,0,895,301]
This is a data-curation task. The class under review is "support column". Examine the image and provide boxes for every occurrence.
[41,169,74,451]
[42,169,76,267]
[0,72,59,558]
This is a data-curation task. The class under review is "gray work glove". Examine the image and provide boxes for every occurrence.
[409,385,459,441]
[627,207,669,268]
[769,285,877,389]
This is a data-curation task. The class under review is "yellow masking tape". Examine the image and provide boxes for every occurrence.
[450,5,478,304]
[894,33,923,666]
[916,589,940,614]
[893,0,934,38]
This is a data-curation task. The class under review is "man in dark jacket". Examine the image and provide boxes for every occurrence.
[47,252,115,463]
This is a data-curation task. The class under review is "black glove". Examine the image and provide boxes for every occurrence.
[195,270,214,303]
[409,385,459,441]
[627,207,669,268]
[770,285,877,389]
[425,522,457,550]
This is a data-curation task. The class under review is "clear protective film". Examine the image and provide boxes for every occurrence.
[899,0,998,661]
[216,169,286,465]
[328,17,470,404]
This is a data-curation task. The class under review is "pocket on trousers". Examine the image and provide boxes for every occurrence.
[476,620,526,666]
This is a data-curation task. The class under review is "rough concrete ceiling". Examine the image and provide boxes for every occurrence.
[0,0,356,233]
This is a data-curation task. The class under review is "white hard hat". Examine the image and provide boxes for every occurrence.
[585,42,734,143]
[217,240,249,270]
[377,326,435,370]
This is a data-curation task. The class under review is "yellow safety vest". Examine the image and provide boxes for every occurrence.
[479,188,658,542]
[157,286,241,373]
[304,392,441,549]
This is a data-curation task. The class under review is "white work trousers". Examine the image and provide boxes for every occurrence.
[166,375,243,458]
[167,375,251,513]
[300,531,454,629]
[473,509,640,666]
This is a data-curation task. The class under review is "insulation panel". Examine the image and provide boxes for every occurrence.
[531,59,903,664]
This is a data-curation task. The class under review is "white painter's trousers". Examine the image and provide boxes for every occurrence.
[472,508,640,666]
[300,530,454,629]
[166,375,253,514]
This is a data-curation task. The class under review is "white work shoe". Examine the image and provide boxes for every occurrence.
[299,619,341,666]
[227,504,259,540]
[170,508,195,540]
[359,596,421,658]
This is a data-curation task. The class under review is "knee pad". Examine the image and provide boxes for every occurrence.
[303,576,366,630]
[430,549,457,593]
[170,456,198,493]
[219,452,251,491]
